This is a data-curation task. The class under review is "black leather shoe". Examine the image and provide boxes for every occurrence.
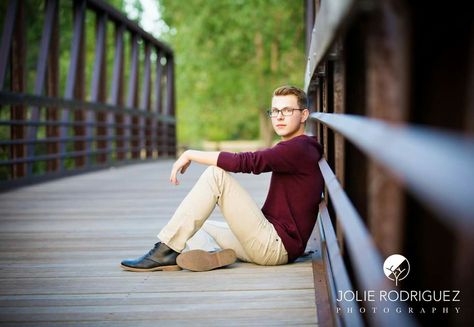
[121,242,181,272]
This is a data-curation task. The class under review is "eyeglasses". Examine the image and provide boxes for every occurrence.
[267,107,304,117]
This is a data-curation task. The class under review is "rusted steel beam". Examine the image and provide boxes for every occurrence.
[0,0,18,90]
[153,50,163,158]
[62,0,86,170]
[110,23,125,160]
[166,56,175,116]
[90,14,107,101]
[332,42,345,256]
[110,24,124,106]
[141,43,151,158]
[65,0,86,99]
[10,0,26,179]
[46,0,60,172]
[27,0,58,175]
[91,12,108,164]
[140,44,152,111]
[1,0,176,186]
[165,56,176,156]
[73,0,86,168]
[127,34,140,159]
[86,0,173,56]
[365,0,410,256]
[127,34,139,108]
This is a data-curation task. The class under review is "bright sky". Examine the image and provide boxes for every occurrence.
[123,0,171,37]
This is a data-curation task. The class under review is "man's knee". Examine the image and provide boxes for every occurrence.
[204,165,225,174]
[203,165,226,181]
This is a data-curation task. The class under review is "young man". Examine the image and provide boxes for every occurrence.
[121,85,324,272]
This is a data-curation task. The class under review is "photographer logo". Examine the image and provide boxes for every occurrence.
[383,254,410,286]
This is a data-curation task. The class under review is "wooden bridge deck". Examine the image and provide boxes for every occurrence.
[0,161,318,326]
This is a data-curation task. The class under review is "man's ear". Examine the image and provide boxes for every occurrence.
[301,108,310,123]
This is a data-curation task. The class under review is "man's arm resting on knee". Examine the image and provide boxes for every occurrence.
[170,150,221,185]
[185,150,220,166]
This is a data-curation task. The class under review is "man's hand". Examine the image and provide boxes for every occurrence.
[170,152,191,185]
[169,150,220,185]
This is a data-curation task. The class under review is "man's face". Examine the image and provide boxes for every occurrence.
[270,95,307,140]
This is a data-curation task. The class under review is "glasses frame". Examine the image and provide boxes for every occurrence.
[267,107,305,118]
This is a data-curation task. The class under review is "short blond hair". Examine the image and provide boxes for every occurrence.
[272,85,308,109]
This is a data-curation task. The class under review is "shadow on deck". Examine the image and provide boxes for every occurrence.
[0,161,317,326]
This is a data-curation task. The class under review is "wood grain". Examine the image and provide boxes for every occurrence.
[0,160,318,326]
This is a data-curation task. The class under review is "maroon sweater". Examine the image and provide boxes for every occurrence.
[217,134,324,262]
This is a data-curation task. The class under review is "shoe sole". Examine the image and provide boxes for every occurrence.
[176,249,237,272]
[120,264,181,272]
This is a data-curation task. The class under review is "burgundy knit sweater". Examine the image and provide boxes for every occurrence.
[217,134,324,262]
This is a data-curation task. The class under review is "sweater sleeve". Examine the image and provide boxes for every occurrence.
[217,141,308,174]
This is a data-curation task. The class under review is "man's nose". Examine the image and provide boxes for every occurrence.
[276,111,285,119]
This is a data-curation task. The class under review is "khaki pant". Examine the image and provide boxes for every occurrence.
[158,166,288,266]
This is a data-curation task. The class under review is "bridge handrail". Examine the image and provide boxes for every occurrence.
[0,0,176,189]
[312,113,474,234]
[304,0,473,326]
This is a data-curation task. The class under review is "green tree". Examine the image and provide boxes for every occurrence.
[158,0,306,147]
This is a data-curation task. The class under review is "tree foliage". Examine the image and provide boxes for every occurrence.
[158,0,306,146]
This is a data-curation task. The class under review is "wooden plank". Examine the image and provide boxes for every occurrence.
[304,0,357,91]
[311,112,474,235]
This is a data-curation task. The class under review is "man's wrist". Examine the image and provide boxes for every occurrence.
[183,150,193,161]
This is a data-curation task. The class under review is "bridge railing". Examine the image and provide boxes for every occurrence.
[305,0,474,326]
[0,0,176,189]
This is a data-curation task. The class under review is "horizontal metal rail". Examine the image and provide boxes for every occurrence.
[0,135,160,146]
[304,0,357,91]
[0,91,176,123]
[0,144,175,165]
[311,112,474,234]
[318,201,364,327]
[318,159,417,327]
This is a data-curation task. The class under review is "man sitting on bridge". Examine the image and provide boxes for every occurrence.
[121,85,324,272]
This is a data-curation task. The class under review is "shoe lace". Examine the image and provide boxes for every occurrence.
[145,242,161,257]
